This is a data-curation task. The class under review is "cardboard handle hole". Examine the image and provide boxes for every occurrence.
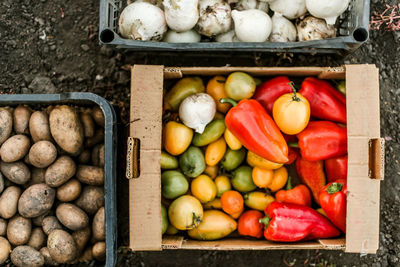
[368,138,385,180]
[126,137,141,179]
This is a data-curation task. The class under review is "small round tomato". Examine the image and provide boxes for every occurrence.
[231,166,257,193]
[273,86,310,135]
[244,191,275,211]
[204,165,219,179]
[252,166,274,188]
[221,190,244,218]
[268,166,288,192]
[191,175,217,203]
[206,76,231,114]
[163,121,193,156]
[168,195,203,230]
[214,175,232,197]
[238,210,264,238]
[205,137,226,167]
[225,72,256,101]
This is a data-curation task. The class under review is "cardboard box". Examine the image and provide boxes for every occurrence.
[127,65,384,253]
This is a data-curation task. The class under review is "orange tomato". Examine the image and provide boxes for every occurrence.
[252,167,274,188]
[238,210,264,238]
[268,166,288,192]
[221,190,244,218]
[206,76,231,113]
[205,137,227,166]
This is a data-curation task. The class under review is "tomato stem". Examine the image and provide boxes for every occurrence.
[288,82,301,102]
[259,215,270,229]
[220,98,237,107]
[288,142,299,148]
[286,176,293,190]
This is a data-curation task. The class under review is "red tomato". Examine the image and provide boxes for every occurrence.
[238,210,264,238]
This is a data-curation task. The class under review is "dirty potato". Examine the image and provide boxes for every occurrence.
[49,105,84,155]
[79,246,93,263]
[13,105,31,134]
[75,186,104,215]
[56,203,89,231]
[91,106,105,127]
[40,247,59,266]
[27,227,46,250]
[32,212,50,227]
[91,144,105,167]
[76,165,104,186]
[42,216,63,236]
[29,111,52,142]
[7,216,32,246]
[0,161,31,185]
[0,172,4,194]
[80,111,95,138]
[56,179,81,202]
[28,141,57,168]
[0,186,22,219]
[85,128,104,147]
[72,226,91,252]
[0,135,30,162]
[92,207,105,241]
[92,241,106,261]
[47,229,77,264]
[45,156,76,187]
[0,236,11,264]
[18,183,55,218]
[11,245,44,267]
[0,219,7,236]
[0,108,13,145]
[27,167,46,186]
[78,149,91,164]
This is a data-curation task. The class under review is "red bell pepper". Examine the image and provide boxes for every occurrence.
[275,176,312,206]
[221,98,288,164]
[296,156,326,204]
[253,76,293,115]
[259,201,341,242]
[296,121,347,161]
[319,180,347,233]
[325,155,348,183]
[299,77,346,124]
[238,210,264,238]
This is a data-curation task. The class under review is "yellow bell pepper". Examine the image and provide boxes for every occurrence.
[247,151,283,170]
[244,191,275,211]
[163,121,193,156]
[252,166,288,192]
[224,128,242,150]
[204,165,219,179]
[205,137,226,166]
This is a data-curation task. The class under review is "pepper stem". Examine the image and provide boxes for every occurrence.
[327,183,343,194]
[286,176,293,190]
[288,142,299,148]
[220,98,238,107]
[259,215,270,229]
[288,82,301,102]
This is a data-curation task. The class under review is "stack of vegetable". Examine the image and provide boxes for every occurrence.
[0,105,106,266]
[119,0,351,43]
[161,72,348,242]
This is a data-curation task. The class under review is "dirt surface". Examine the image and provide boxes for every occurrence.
[1,0,400,266]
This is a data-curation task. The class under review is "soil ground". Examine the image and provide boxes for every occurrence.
[1,0,400,266]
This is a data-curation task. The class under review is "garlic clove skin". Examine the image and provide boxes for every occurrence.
[269,0,307,20]
[306,0,350,25]
[296,16,336,41]
[179,93,216,134]
[196,0,232,37]
[232,9,272,42]
[163,30,201,42]
[163,0,200,32]
[119,2,167,41]
[270,13,297,42]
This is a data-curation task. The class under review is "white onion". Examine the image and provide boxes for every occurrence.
[306,0,350,25]
[163,30,201,42]
[269,0,307,20]
[232,9,272,42]
[270,13,297,42]
[163,0,199,32]
[196,0,232,37]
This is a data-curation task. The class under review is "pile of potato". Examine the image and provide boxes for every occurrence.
[0,104,106,266]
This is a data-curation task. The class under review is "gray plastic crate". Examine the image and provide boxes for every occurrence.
[99,0,370,55]
[0,93,117,267]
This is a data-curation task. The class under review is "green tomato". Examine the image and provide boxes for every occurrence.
[162,170,189,199]
[179,146,206,178]
[225,72,256,101]
[192,120,226,147]
[231,166,256,193]
[161,151,179,169]
[221,148,246,171]
[161,204,168,235]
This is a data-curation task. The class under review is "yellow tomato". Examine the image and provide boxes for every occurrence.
[247,151,283,170]
[163,121,193,156]
[252,167,274,188]
[214,175,232,197]
[244,191,275,211]
[224,128,242,150]
[205,137,226,166]
[225,72,256,101]
[168,195,203,230]
[204,165,219,179]
[268,166,288,192]
[273,91,310,135]
[206,76,231,114]
[203,198,222,210]
[191,175,217,203]
[188,210,237,240]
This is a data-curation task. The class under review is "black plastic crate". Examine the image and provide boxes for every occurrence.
[0,93,117,267]
[99,0,370,55]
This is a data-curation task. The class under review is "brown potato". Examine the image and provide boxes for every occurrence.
[11,245,44,267]
[0,219,7,236]
[47,229,77,264]
[0,172,4,194]
[0,135,30,162]
[29,111,52,142]
[85,128,104,147]
[0,186,22,219]
[13,105,32,134]
[80,111,95,138]
[78,149,91,164]
[40,247,59,266]
[91,144,105,167]
[75,186,104,215]
[0,108,13,145]
[27,167,46,187]
[32,212,50,227]
[76,165,104,186]
[91,106,105,127]
[27,227,46,250]
[0,236,11,264]
[42,216,63,236]
[56,179,81,202]
[18,184,55,218]
[56,203,89,231]
[92,207,105,241]
[79,246,93,263]
[72,226,91,252]
[7,216,32,246]
[49,105,84,155]
[0,161,31,185]
[92,241,106,261]
[45,156,76,187]
[28,141,57,168]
